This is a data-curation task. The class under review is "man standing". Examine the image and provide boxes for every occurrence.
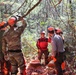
[2,16,27,75]
[0,28,5,75]
[47,26,65,75]
[55,28,66,73]
[0,21,10,75]
[36,30,49,65]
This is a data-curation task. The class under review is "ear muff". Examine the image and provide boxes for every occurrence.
[0,21,8,30]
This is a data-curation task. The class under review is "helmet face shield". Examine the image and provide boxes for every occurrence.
[16,21,23,27]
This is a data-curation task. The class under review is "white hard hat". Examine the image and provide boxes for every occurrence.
[41,30,45,34]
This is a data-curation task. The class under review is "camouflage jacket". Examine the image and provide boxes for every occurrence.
[0,30,5,60]
[0,30,5,52]
[2,21,27,55]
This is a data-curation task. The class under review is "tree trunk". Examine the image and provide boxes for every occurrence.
[68,0,76,46]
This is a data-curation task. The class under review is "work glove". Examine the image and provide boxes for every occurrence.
[38,49,41,53]
[48,53,56,62]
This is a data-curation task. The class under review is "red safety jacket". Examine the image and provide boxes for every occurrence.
[36,37,48,50]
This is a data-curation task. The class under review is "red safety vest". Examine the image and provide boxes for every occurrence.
[37,38,48,50]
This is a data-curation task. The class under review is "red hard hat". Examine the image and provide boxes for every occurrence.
[55,28,63,34]
[48,27,54,34]
[48,27,54,31]
[8,17,16,26]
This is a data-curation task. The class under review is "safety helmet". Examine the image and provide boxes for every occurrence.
[8,16,17,26]
[40,30,45,34]
[47,26,54,33]
[55,28,63,34]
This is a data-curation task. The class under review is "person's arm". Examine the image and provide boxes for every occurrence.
[36,39,41,53]
[16,18,27,35]
[36,39,40,49]
[2,37,9,61]
[48,37,51,43]
[51,38,57,57]
[2,37,7,55]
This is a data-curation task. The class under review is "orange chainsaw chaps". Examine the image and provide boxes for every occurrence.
[2,61,11,75]
[61,61,66,70]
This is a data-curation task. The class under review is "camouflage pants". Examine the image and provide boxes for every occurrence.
[0,30,5,74]
[0,52,4,74]
[8,52,26,75]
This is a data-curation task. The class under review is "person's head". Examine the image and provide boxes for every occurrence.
[55,28,63,36]
[47,26,54,37]
[40,30,45,38]
[8,16,17,27]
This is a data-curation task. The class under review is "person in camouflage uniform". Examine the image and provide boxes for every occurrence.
[0,21,10,75]
[2,16,27,75]
[0,30,5,74]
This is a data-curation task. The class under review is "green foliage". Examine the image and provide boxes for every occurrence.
[40,21,46,26]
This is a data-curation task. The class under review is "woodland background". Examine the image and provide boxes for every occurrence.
[0,0,76,74]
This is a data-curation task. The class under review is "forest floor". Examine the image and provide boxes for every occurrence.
[16,56,76,75]
[16,48,76,75]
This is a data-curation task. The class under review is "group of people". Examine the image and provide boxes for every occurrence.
[0,15,66,75]
[36,27,66,75]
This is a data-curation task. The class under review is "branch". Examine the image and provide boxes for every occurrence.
[23,0,34,15]
[0,0,42,29]
[22,0,42,17]
[54,0,62,7]
[10,0,26,16]
[23,38,37,52]
[5,1,15,13]
[51,0,67,26]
